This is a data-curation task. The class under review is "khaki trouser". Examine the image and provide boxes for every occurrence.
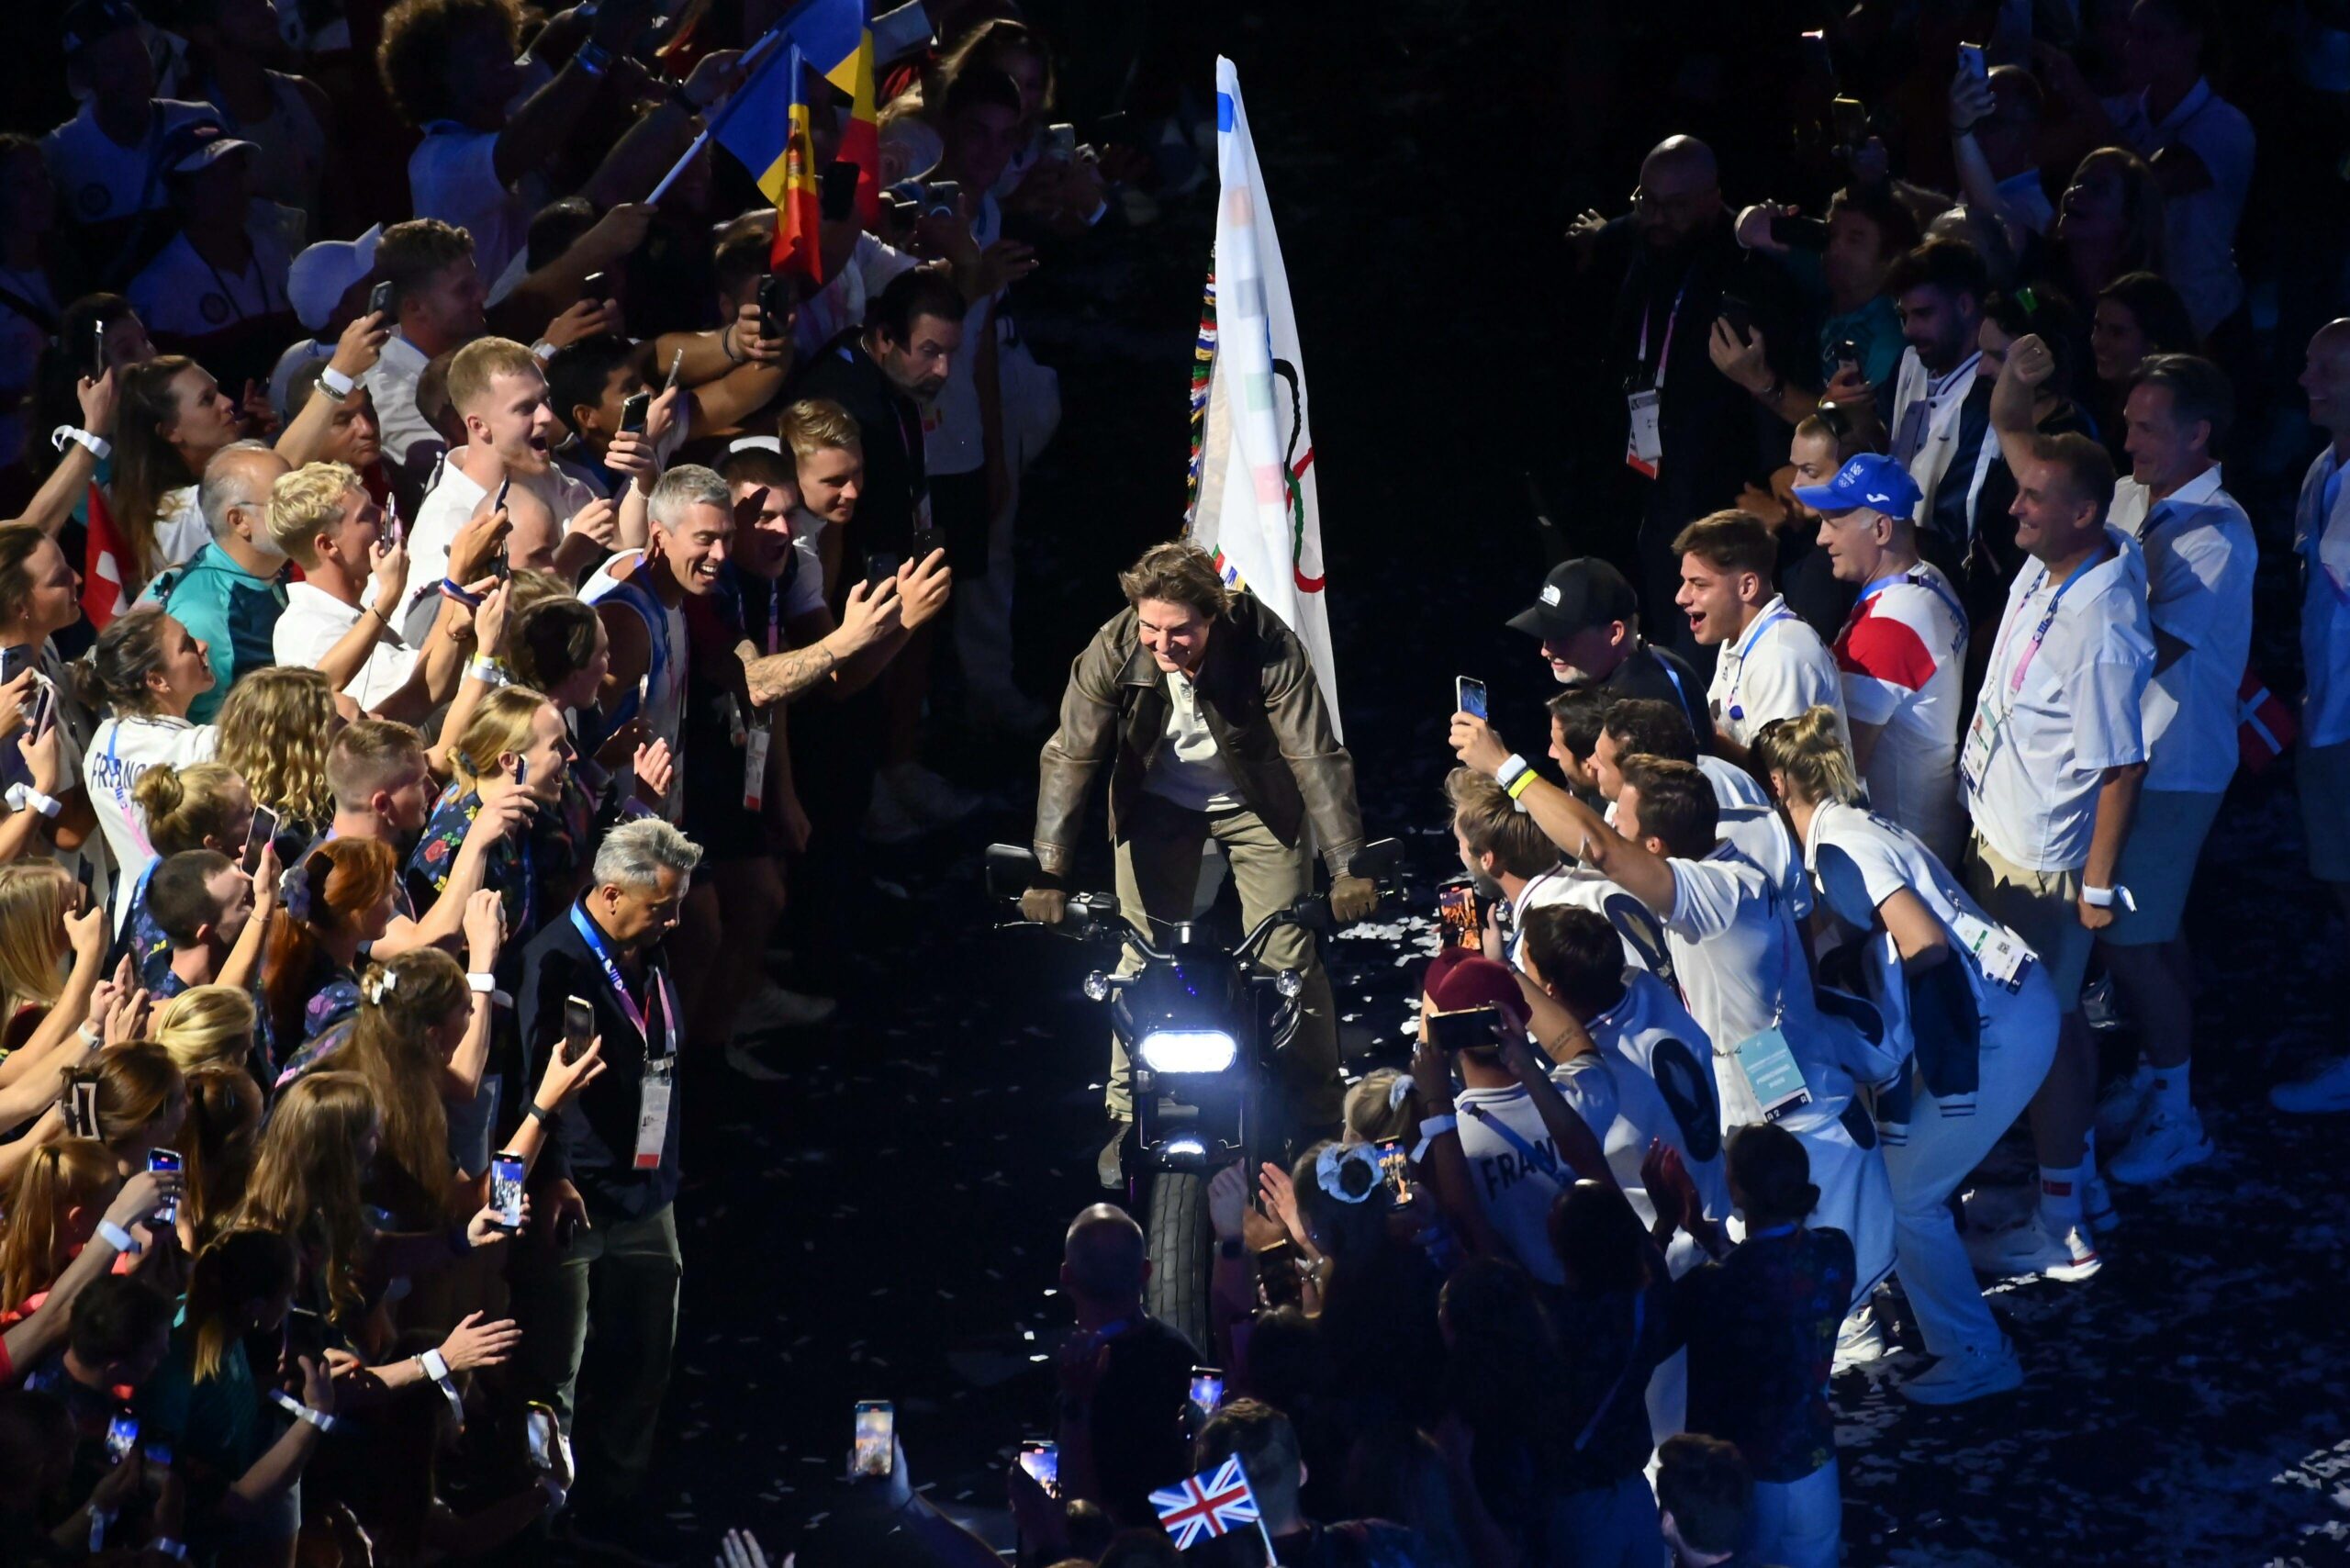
[1107,792,1342,1126]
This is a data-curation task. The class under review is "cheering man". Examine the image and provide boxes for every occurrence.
[1674,510,1849,762]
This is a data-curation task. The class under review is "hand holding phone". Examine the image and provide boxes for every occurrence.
[1957,41,1988,83]
[147,1149,183,1227]
[242,805,280,876]
[758,274,789,342]
[1017,1439,1058,1495]
[866,553,902,593]
[563,995,595,1065]
[490,1152,526,1232]
[368,279,396,320]
[1455,677,1488,721]
[852,1400,894,1477]
[620,390,653,435]
[92,320,109,381]
[1188,1368,1225,1416]
[1428,1004,1505,1054]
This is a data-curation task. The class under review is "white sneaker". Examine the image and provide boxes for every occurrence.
[2083,1169,2121,1233]
[2272,1055,2350,1114]
[1965,1210,2102,1282]
[1834,1303,1889,1370]
[1897,1338,2023,1406]
[2095,1061,2154,1146]
[880,763,979,825]
[732,982,836,1035]
[2106,1106,2212,1186]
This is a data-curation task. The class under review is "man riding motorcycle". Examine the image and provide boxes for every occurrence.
[1025,542,1378,1180]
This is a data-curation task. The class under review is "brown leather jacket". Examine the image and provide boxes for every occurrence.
[1033,594,1364,879]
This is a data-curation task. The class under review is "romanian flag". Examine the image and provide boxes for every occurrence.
[781,0,881,228]
[712,44,823,283]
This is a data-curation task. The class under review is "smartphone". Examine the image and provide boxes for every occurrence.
[821,160,859,221]
[368,278,395,319]
[26,679,53,742]
[758,274,789,342]
[512,755,529,798]
[923,178,962,218]
[1017,1438,1058,1495]
[1047,123,1077,160]
[1958,41,1988,83]
[620,390,652,436]
[1455,676,1487,720]
[582,271,609,306]
[562,994,594,1065]
[90,319,109,381]
[1718,293,1757,340]
[907,524,943,562]
[489,476,514,579]
[106,1413,140,1464]
[852,1400,893,1478]
[148,1148,183,1228]
[143,1439,173,1471]
[1428,1004,1505,1054]
[0,644,33,686]
[490,1151,526,1231]
[1831,96,1869,148]
[1188,1368,1225,1416]
[242,803,279,876]
[1797,28,1837,90]
[1770,213,1831,250]
[1832,338,1862,369]
[663,348,684,393]
[866,553,902,592]
[1436,884,1483,949]
[1376,1139,1416,1206]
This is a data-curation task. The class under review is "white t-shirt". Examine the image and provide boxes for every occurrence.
[2100,79,2254,335]
[126,225,297,345]
[274,581,419,711]
[1698,754,1769,811]
[1718,803,1812,923]
[2297,443,2350,749]
[401,454,599,645]
[1962,529,2154,870]
[793,232,921,361]
[580,552,688,821]
[1511,865,1673,982]
[84,714,218,924]
[407,127,533,298]
[40,99,219,228]
[1831,564,1967,862]
[149,487,211,580]
[1706,596,1848,750]
[1141,666,1240,812]
[2109,467,2255,794]
[1583,969,1734,1268]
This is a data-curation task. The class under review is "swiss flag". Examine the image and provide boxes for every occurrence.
[83,481,130,630]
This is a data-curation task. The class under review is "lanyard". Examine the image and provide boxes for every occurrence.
[101,718,178,859]
[1649,645,1691,716]
[1725,603,1797,722]
[1990,552,2105,699]
[731,570,781,657]
[1635,275,1692,391]
[1745,1222,1797,1240]
[1853,569,1967,642]
[567,902,677,1058]
[1462,1097,1560,1182]
[195,246,275,326]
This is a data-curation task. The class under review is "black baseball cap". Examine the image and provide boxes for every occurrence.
[62,0,143,57]
[1506,558,1639,645]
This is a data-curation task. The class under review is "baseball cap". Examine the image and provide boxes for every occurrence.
[1506,557,1639,645]
[1792,453,1924,516]
[287,223,383,334]
[159,121,257,176]
[1424,952,1529,1032]
[62,0,142,57]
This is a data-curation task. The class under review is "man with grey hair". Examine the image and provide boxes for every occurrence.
[136,439,291,722]
[511,814,703,1533]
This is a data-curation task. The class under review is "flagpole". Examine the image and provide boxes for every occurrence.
[644,23,792,205]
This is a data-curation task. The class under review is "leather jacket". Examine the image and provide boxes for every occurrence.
[1034,594,1364,879]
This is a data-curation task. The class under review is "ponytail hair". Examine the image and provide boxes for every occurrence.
[0,1138,118,1310]
[180,1063,263,1244]
[1750,706,1863,809]
[132,761,252,857]
[71,603,178,717]
[261,837,400,1047]
[58,1043,184,1156]
[345,948,466,1220]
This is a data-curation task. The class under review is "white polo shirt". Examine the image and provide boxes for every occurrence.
[274,581,419,711]
[40,99,219,228]
[84,713,218,924]
[1584,969,1733,1271]
[401,454,599,645]
[1961,527,2154,871]
[1706,595,1848,749]
[1511,864,1673,980]
[126,225,297,345]
[1698,754,1769,810]
[2297,442,2350,749]
[2109,466,2255,795]
[1832,564,1967,862]
[1717,803,1812,923]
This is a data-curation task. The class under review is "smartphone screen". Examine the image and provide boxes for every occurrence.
[1376,1140,1416,1205]
[1437,884,1483,949]
[1456,677,1487,720]
[106,1413,140,1464]
[243,803,279,875]
[525,1405,557,1470]
[491,1153,526,1230]
[1017,1439,1058,1495]
[563,995,594,1065]
[852,1401,893,1477]
[1188,1368,1225,1415]
[148,1148,183,1227]
[582,271,609,305]
[369,278,395,319]
[1428,1005,1505,1054]
[1958,41,1987,81]
[924,179,961,218]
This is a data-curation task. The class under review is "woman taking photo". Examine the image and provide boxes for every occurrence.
[260,836,400,1053]
[75,605,220,900]
[408,687,577,955]
[1752,708,2058,1403]
[0,523,96,856]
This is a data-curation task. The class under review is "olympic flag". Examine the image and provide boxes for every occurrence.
[1187,57,1340,738]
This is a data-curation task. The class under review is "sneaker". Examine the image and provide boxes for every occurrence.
[733,982,837,1034]
[2106,1106,2212,1186]
[2079,972,2126,1032]
[2272,1054,2350,1114]
[2083,1169,2121,1233]
[1833,1303,1889,1370]
[880,762,980,825]
[2095,1061,2154,1146]
[1897,1338,2023,1406]
[1965,1210,2101,1282]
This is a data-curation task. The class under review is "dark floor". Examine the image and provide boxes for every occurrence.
[629,4,2350,1563]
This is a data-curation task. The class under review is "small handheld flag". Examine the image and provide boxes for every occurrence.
[83,481,129,629]
[1150,1455,1266,1552]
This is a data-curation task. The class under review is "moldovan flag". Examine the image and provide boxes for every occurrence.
[782,0,881,228]
[1186,58,1338,737]
[711,43,824,283]
[83,482,130,629]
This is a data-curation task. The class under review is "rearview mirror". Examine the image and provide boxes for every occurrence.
[985,843,1039,902]
[1347,838,1403,881]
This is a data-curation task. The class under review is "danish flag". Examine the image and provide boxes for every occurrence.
[1150,1455,1260,1551]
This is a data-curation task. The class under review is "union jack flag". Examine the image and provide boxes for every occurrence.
[1150,1455,1260,1551]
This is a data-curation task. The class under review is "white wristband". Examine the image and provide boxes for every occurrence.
[96,1218,140,1254]
[270,1389,341,1431]
[466,972,497,994]
[2081,884,2136,911]
[5,783,61,818]
[319,364,357,399]
[51,425,112,461]
[1411,1114,1459,1165]
[420,1347,452,1381]
[467,656,509,688]
[1494,754,1531,789]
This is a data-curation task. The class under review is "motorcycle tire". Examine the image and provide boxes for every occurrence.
[1144,1170,1214,1353]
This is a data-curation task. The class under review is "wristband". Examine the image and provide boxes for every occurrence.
[152,1538,190,1561]
[467,655,509,687]
[1411,1114,1459,1165]
[1504,767,1539,801]
[440,578,484,608]
[1494,754,1530,789]
[2081,884,2136,912]
[96,1218,140,1255]
[89,1506,113,1551]
[666,84,701,119]
[319,364,357,399]
[532,340,556,363]
[526,1101,554,1126]
[270,1389,341,1431]
[365,600,393,627]
[574,39,610,75]
[4,784,61,818]
[420,1348,452,1382]
[51,425,112,462]
[466,971,497,994]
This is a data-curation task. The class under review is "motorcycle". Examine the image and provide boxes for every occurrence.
[987,839,1403,1351]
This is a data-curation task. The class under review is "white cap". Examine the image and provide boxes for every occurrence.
[286,223,383,334]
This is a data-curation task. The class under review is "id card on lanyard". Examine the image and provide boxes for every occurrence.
[1724,893,1812,1122]
[567,903,679,1170]
[1625,276,1689,478]
[1961,559,2095,793]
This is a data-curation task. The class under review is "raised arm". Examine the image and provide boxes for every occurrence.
[1449,712,1679,913]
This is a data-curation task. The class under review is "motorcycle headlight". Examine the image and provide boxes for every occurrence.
[1137,1029,1238,1074]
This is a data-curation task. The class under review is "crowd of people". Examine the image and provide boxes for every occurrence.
[0,0,2344,1562]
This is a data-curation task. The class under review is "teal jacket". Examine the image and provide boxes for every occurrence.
[138,543,289,723]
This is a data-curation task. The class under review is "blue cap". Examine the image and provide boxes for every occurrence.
[1792,453,1923,516]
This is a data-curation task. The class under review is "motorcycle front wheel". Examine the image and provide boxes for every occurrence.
[1144,1170,1213,1353]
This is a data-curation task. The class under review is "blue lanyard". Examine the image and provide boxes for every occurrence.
[1463,1095,1560,1181]
[729,569,781,657]
[1745,1222,1797,1240]
[567,902,676,1058]
[1856,569,1968,640]
[1726,605,1797,722]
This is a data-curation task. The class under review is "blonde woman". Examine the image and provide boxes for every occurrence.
[0,862,76,1042]
[216,666,341,839]
[1751,708,2058,1404]
[0,1138,118,1317]
[0,890,115,1171]
[407,686,578,952]
[150,983,261,1074]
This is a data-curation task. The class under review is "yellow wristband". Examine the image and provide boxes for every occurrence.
[1505,768,1539,800]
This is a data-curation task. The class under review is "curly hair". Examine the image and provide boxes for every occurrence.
[216,666,338,828]
[377,0,516,124]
